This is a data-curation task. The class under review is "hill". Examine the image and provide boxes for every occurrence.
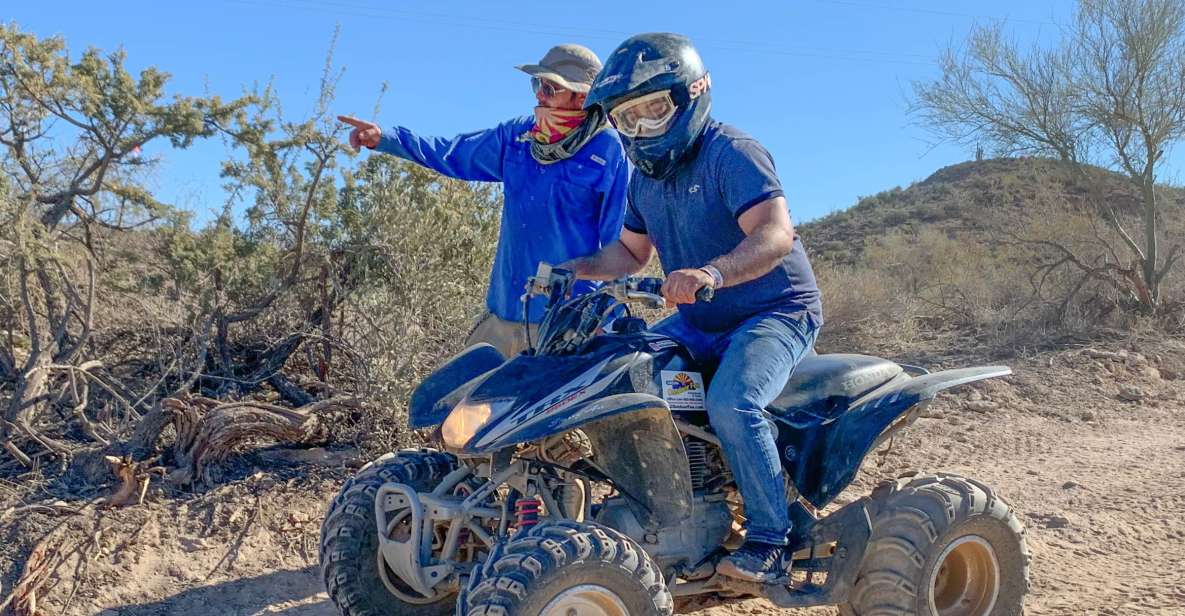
[800,157,1185,265]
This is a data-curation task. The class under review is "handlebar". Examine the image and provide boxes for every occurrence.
[525,264,717,356]
[526,263,715,308]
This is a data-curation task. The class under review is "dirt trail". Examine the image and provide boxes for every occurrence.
[7,344,1184,616]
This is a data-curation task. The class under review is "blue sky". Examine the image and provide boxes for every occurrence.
[10,1,1081,224]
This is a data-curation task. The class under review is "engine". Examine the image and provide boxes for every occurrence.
[594,493,733,577]
[592,434,735,577]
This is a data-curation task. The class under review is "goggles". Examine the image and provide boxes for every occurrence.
[531,76,567,98]
[608,90,678,138]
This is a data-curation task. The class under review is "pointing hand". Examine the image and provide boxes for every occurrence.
[337,115,382,151]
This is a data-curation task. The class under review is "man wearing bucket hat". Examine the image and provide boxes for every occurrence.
[339,44,628,357]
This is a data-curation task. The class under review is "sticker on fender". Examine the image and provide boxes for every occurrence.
[660,371,706,410]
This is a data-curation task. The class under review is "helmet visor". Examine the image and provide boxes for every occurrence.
[608,90,677,138]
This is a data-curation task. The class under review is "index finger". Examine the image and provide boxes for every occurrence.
[337,115,372,129]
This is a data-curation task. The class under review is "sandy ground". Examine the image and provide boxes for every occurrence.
[3,342,1183,615]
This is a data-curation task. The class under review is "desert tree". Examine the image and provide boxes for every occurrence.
[913,0,1185,314]
[0,23,257,466]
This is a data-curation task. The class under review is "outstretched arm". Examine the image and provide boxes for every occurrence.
[337,114,505,182]
[559,230,655,280]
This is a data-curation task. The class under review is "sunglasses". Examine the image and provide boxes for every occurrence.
[531,76,567,98]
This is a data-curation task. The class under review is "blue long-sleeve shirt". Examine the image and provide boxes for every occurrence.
[375,117,629,322]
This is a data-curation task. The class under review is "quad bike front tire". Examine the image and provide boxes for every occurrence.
[319,449,458,616]
[460,520,674,616]
[842,473,1030,616]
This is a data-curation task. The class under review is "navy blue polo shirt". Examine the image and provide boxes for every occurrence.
[623,120,822,333]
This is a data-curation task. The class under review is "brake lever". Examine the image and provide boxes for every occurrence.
[625,291,666,309]
[695,286,715,303]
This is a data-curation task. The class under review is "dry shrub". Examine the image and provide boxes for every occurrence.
[813,262,920,354]
[816,225,1099,353]
[330,157,500,454]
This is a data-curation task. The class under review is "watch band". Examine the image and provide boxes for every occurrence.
[699,264,724,289]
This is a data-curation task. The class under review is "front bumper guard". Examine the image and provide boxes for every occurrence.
[373,483,459,597]
[373,465,511,598]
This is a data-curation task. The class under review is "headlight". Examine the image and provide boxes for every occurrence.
[441,400,494,450]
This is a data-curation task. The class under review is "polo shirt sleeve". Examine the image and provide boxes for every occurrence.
[715,138,785,219]
[596,151,630,247]
[622,190,647,234]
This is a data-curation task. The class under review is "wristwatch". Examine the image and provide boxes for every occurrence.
[699,264,724,289]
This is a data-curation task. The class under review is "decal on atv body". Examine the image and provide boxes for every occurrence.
[472,357,631,448]
[660,370,706,410]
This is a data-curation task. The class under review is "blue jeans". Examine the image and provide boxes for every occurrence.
[654,310,820,546]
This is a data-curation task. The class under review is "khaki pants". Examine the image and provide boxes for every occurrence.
[466,312,539,358]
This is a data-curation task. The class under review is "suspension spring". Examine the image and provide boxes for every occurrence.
[514,497,541,529]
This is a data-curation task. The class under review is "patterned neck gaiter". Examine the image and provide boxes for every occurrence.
[522,107,608,165]
[528,106,587,144]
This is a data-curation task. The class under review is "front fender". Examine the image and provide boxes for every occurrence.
[468,393,667,452]
[791,366,1011,507]
[408,344,505,429]
[581,403,694,530]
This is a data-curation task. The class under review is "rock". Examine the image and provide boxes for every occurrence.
[1141,366,1161,381]
[1062,481,1080,490]
[968,390,983,402]
[1044,515,1071,529]
[1117,385,1146,402]
[1084,348,1123,361]
[1026,469,1040,476]
[966,400,998,413]
[179,537,209,552]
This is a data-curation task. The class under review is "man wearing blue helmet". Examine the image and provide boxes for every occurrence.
[559,33,823,583]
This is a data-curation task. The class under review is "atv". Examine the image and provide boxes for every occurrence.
[319,265,1030,616]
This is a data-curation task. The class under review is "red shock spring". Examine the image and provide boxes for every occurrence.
[514,497,542,529]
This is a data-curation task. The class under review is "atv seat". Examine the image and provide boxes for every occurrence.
[766,354,904,425]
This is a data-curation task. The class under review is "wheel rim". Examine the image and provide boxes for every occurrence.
[929,535,1000,616]
[541,584,630,616]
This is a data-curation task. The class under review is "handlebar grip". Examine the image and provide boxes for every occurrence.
[695,285,715,303]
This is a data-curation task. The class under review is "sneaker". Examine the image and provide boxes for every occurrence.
[716,540,790,583]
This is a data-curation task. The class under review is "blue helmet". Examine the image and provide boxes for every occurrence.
[585,33,712,180]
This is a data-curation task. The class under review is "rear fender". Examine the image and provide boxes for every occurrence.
[792,366,1011,507]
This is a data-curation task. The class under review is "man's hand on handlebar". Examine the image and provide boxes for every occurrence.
[663,268,715,305]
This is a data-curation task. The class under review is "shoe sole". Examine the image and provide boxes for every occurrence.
[715,560,787,584]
